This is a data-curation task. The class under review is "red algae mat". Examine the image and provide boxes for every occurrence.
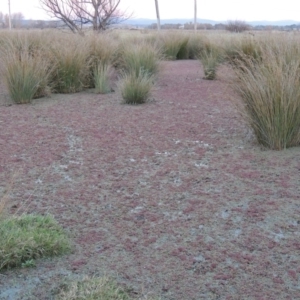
[0,60,300,299]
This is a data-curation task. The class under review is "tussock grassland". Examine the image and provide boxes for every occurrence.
[0,29,299,139]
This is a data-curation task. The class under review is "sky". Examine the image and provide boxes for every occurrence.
[0,0,299,22]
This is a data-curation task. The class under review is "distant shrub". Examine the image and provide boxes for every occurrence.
[226,20,250,33]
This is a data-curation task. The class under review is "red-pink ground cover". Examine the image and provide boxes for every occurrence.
[0,60,300,299]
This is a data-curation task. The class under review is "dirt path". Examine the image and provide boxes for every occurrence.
[0,60,300,299]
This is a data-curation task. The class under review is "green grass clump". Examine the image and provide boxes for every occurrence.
[224,36,262,67]
[55,276,130,300]
[0,34,51,104]
[120,70,153,105]
[200,49,220,80]
[3,52,50,104]
[49,39,88,93]
[234,44,300,150]
[186,34,209,59]
[120,42,161,77]
[94,62,112,94]
[161,32,189,60]
[86,34,118,88]
[0,214,71,270]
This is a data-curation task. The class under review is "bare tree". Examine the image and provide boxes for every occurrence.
[39,0,129,33]
[154,0,160,31]
[225,20,250,33]
[11,12,24,28]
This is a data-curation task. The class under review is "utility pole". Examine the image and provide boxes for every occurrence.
[194,0,197,32]
[154,0,161,31]
[8,0,12,30]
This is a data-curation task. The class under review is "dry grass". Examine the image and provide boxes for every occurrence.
[120,42,161,77]
[234,37,300,150]
[55,276,161,300]
[119,70,154,104]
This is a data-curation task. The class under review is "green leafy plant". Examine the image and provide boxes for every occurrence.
[21,259,36,268]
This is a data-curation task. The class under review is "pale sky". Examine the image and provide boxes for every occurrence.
[0,0,299,22]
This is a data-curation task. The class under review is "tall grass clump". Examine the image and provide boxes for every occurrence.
[49,38,88,93]
[187,34,210,59]
[224,36,262,67]
[0,214,71,270]
[120,70,153,104]
[93,62,112,94]
[86,34,118,87]
[160,32,189,60]
[234,40,300,150]
[199,48,220,80]
[0,34,51,104]
[2,52,50,104]
[120,42,161,77]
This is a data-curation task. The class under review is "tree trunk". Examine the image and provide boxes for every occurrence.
[194,0,197,32]
[154,0,161,31]
[8,0,12,30]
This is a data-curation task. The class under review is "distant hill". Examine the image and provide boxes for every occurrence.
[123,18,300,27]
[123,18,220,27]
[248,20,300,26]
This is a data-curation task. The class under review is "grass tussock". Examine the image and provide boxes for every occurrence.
[0,214,71,270]
[120,42,161,77]
[94,62,112,94]
[234,41,300,150]
[160,32,189,60]
[49,38,88,93]
[0,34,51,103]
[55,276,161,300]
[186,34,209,59]
[86,34,118,87]
[2,52,50,104]
[224,36,262,67]
[55,276,130,300]
[120,70,153,105]
[199,49,220,80]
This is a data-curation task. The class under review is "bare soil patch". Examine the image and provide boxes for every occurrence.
[0,60,300,299]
